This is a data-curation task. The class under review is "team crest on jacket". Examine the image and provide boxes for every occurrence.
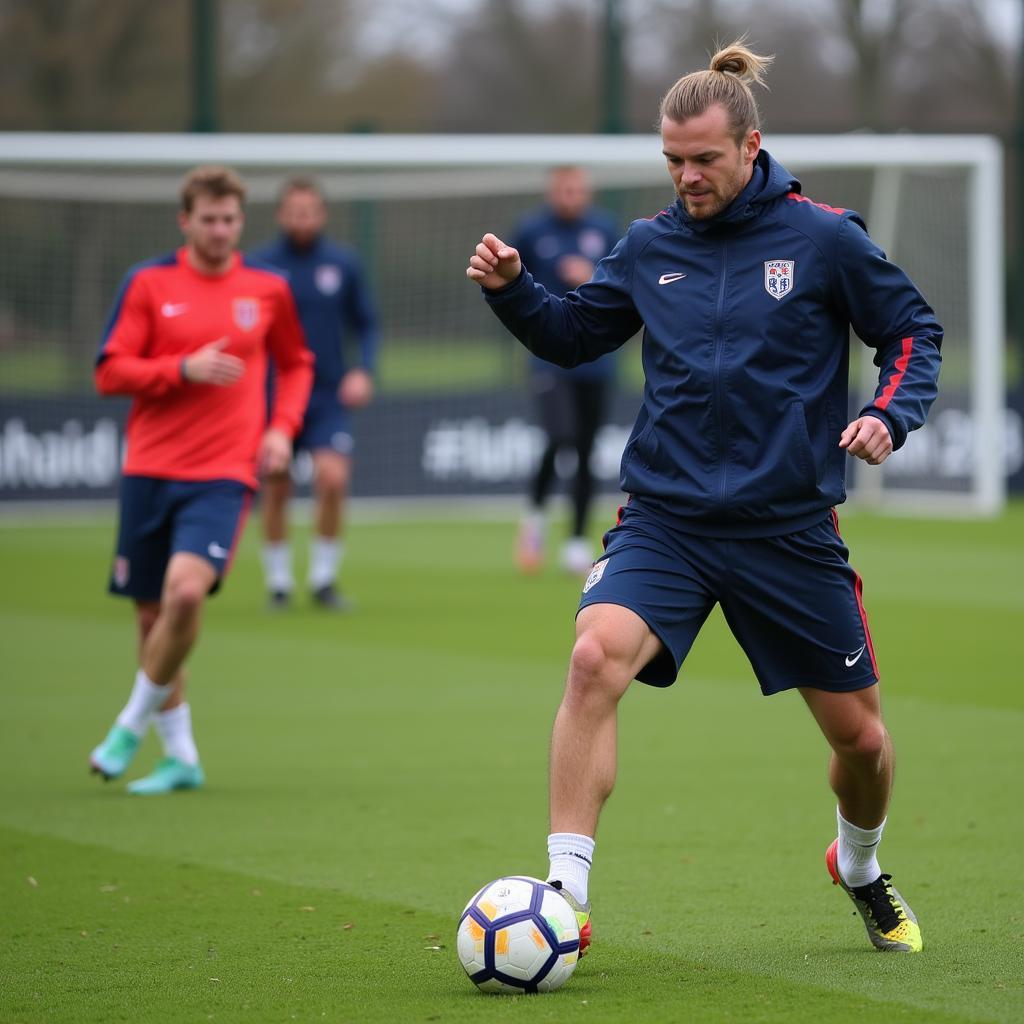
[764,260,795,300]
[583,558,608,594]
[233,297,260,331]
[315,264,342,295]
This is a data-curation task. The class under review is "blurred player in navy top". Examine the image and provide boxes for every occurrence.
[510,167,619,575]
[252,177,380,610]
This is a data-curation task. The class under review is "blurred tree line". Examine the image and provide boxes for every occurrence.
[0,0,1014,136]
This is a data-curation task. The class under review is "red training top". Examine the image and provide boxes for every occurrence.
[96,248,314,489]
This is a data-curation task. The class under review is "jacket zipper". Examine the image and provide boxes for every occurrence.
[713,241,729,514]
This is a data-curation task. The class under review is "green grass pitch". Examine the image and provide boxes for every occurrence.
[2,501,1022,1023]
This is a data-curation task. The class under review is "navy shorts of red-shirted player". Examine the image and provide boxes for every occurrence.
[294,389,354,457]
[578,501,879,695]
[109,476,252,602]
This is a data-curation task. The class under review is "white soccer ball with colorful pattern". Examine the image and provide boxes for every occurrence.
[456,876,581,994]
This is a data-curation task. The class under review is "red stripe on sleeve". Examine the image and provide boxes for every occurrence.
[873,337,914,412]
[785,192,847,215]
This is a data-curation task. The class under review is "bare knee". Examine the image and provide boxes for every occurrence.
[564,632,628,708]
[572,631,609,678]
[314,455,349,501]
[834,717,889,768]
[162,575,207,623]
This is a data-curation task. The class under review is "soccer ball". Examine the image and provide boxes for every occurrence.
[456,875,581,994]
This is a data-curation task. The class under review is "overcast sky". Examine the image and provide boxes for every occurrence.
[356,0,1022,65]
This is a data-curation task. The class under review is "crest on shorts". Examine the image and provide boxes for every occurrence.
[315,264,342,295]
[233,297,260,331]
[113,556,130,588]
[583,558,608,594]
[764,260,795,300]
[330,431,354,455]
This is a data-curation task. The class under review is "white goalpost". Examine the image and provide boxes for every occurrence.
[0,132,1005,515]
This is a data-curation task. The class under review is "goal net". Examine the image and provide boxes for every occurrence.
[0,132,1005,515]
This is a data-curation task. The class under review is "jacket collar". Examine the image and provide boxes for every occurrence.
[672,149,800,233]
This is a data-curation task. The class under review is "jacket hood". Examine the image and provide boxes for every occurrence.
[672,149,801,231]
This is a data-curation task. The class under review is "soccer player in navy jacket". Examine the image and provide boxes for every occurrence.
[510,167,620,575]
[253,177,379,610]
[468,42,941,955]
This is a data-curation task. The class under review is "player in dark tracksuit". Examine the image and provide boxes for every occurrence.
[510,168,620,575]
[253,177,379,610]
[468,42,940,956]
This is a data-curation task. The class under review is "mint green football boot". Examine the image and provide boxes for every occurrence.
[89,724,141,780]
[126,757,205,795]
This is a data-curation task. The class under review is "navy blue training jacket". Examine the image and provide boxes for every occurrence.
[484,150,943,537]
[251,234,379,394]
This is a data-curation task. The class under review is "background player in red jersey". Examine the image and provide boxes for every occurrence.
[89,165,313,795]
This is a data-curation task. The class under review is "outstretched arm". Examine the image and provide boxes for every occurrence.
[466,231,641,367]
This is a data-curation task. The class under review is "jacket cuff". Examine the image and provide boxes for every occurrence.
[481,267,530,303]
[267,416,298,440]
[859,407,904,450]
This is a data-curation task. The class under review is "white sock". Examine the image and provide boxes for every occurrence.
[547,832,595,905]
[837,807,885,887]
[154,703,199,766]
[261,541,294,593]
[115,668,170,737]
[309,536,342,589]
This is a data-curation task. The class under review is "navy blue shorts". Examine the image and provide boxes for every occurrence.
[109,476,252,602]
[295,391,354,456]
[578,502,879,695]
